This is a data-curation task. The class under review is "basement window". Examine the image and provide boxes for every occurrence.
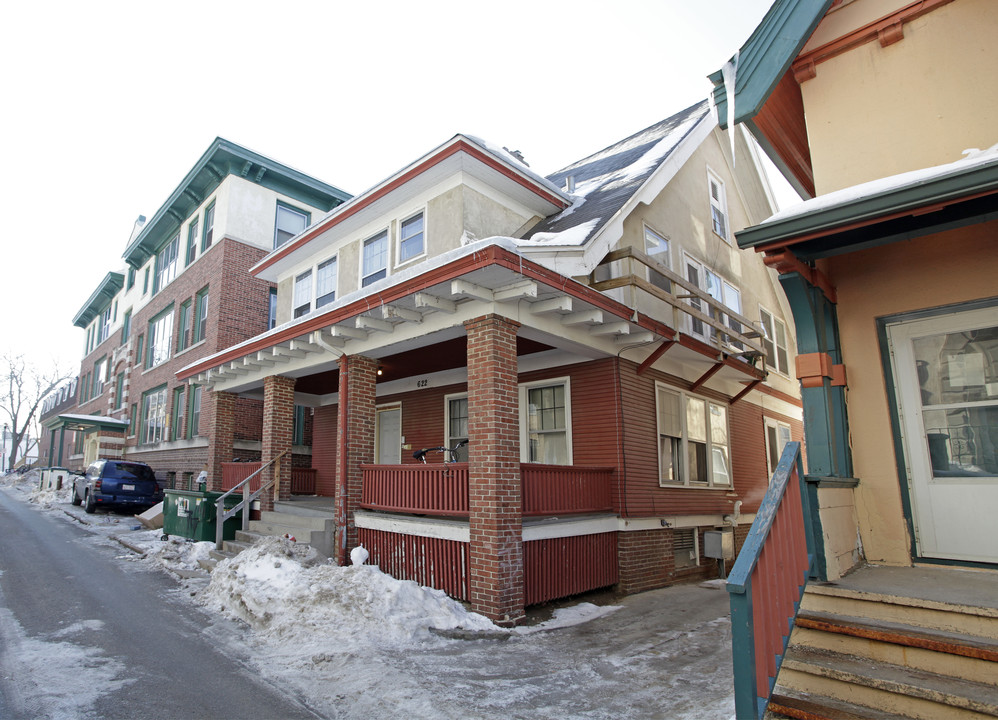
[674,529,699,569]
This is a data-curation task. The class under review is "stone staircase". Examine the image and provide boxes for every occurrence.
[199,499,335,571]
[767,566,998,720]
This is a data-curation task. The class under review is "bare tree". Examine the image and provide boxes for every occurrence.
[1,354,72,471]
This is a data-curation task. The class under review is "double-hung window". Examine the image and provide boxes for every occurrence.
[97,306,111,345]
[93,358,107,396]
[171,387,185,441]
[684,257,741,346]
[445,394,469,462]
[146,307,174,368]
[156,233,179,293]
[268,288,277,329]
[316,257,337,309]
[141,385,168,445]
[362,230,388,287]
[275,203,309,249]
[186,217,199,266]
[192,287,208,344]
[187,385,202,438]
[399,212,424,264]
[293,270,312,318]
[656,384,731,487]
[644,226,671,292]
[201,201,215,251]
[522,380,571,465]
[708,170,729,241]
[177,300,192,352]
[765,418,793,479]
[760,307,790,375]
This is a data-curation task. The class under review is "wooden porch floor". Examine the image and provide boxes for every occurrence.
[821,563,998,611]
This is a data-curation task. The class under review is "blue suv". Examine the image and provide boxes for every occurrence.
[72,459,164,514]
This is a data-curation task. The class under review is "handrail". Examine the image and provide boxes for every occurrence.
[727,441,815,720]
[214,449,289,551]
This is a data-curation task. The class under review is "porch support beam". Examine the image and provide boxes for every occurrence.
[415,292,457,314]
[691,361,724,391]
[637,339,675,375]
[205,390,237,492]
[262,375,295,510]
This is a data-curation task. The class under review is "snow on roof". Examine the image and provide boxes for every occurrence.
[524,100,712,247]
[761,143,998,226]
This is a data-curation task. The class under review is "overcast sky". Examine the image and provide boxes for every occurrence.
[1,0,784,383]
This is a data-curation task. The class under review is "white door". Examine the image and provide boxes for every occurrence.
[888,307,998,563]
[375,405,401,464]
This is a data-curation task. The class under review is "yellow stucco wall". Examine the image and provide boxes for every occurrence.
[822,220,998,565]
[801,0,998,193]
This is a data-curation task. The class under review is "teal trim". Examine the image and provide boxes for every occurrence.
[122,137,351,269]
[72,272,125,328]
[708,0,831,129]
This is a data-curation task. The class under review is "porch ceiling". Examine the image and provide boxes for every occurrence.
[182,242,762,401]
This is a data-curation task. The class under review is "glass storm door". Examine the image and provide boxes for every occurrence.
[888,306,998,563]
[375,406,402,465]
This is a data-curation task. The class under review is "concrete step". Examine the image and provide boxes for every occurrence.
[273,499,334,519]
[257,510,331,532]
[776,645,998,719]
[802,582,998,640]
[791,609,998,687]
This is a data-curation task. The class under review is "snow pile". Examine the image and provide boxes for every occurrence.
[141,535,216,572]
[28,481,73,508]
[200,537,497,646]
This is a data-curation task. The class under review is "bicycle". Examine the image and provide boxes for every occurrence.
[412,439,469,464]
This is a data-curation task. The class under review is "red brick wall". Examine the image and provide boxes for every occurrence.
[465,314,524,626]
[205,390,236,491]
[617,527,721,594]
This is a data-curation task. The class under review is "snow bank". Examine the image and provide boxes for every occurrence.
[200,537,497,647]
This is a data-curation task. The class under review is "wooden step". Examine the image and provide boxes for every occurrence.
[768,687,916,720]
[777,646,998,719]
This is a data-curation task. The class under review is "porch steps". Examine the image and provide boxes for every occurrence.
[768,581,998,720]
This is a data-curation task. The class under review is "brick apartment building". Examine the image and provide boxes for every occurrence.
[52,139,349,486]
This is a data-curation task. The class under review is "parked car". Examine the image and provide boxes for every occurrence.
[72,459,163,514]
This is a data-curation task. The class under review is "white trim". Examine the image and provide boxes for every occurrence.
[359,226,391,288]
[523,515,617,541]
[655,382,732,489]
[394,208,427,269]
[355,510,469,543]
[706,165,730,244]
[764,417,793,479]
[443,391,469,454]
[374,402,402,465]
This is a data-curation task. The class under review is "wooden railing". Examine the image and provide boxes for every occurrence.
[360,463,614,516]
[727,441,815,720]
[222,462,316,495]
[291,468,316,495]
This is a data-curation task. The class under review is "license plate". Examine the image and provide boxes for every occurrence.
[122,484,135,491]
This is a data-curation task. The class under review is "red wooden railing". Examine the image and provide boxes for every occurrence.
[360,463,613,516]
[222,462,317,495]
[727,442,815,720]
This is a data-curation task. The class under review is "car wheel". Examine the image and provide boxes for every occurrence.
[71,490,82,506]
[83,491,96,514]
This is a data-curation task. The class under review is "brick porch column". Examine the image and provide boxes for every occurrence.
[262,375,295,512]
[205,389,236,492]
[98,430,125,460]
[334,354,377,566]
[465,314,524,627]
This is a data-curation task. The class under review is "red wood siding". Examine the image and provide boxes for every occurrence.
[359,528,470,601]
[524,533,618,605]
[312,405,337,497]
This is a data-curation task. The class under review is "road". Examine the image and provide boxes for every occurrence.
[0,488,322,720]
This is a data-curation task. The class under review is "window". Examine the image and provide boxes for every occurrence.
[708,171,728,241]
[268,288,278,330]
[760,308,790,376]
[673,529,699,569]
[362,230,388,287]
[274,203,309,249]
[399,212,424,263]
[146,307,174,368]
[445,394,469,462]
[155,233,179,292]
[93,358,107,396]
[96,306,112,345]
[177,300,192,352]
[292,405,306,445]
[171,387,185,441]
[115,373,125,409]
[192,287,208,344]
[186,217,199,266]
[644,226,671,292]
[293,270,312,318]
[135,334,144,368]
[201,200,215,251]
[143,268,150,295]
[127,267,136,290]
[656,384,731,487]
[316,257,337,309]
[141,386,167,444]
[684,256,740,345]
[187,385,201,438]
[129,403,137,437]
[523,380,571,464]
[765,418,793,479]
[121,309,131,342]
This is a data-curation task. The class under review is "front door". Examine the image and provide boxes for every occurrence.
[888,306,998,563]
[375,405,401,465]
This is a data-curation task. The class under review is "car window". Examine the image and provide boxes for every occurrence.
[103,462,155,483]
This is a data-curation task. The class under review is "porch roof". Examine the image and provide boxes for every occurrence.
[178,239,764,400]
[42,413,129,434]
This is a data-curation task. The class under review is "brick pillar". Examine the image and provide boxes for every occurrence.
[466,314,524,627]
[262,375,295,511]
[334,354,377,566]
[205,390,236,492]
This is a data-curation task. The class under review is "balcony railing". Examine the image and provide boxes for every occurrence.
[727,441,815,720]
[222,462,317,496]
[360,463,614,517]
[590,247,768,361]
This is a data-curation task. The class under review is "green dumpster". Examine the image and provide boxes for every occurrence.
[162,489,243,542]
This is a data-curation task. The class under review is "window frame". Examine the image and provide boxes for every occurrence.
[146,305,175,369]
[187,385,202,439]
[707,168,729,243]
[655,383,732,489]
[268,287,278,330]
[293,270,313,318]
[520,377,573,465]
[185,216,199,266]
[274,202,310,249]
[444,392,470,462]
[760,306,790,376]
[315,256,337,309]
[765,417,793,479]
[171,387,185,441]
[192,286,209,344]
[361,228,389,287]
[201,200,215,251]
[177,299,192,352]
[644,224,672,293]
[140,385,168,445]
[155,232,180,293]
[397,210,426,266]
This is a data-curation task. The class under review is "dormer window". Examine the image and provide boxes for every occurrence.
[275,203,310,249]
[399,212,425,264]
[362,230,388,287]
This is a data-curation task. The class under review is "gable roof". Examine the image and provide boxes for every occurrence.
[122,137,352,270]
[524,100,712,248]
